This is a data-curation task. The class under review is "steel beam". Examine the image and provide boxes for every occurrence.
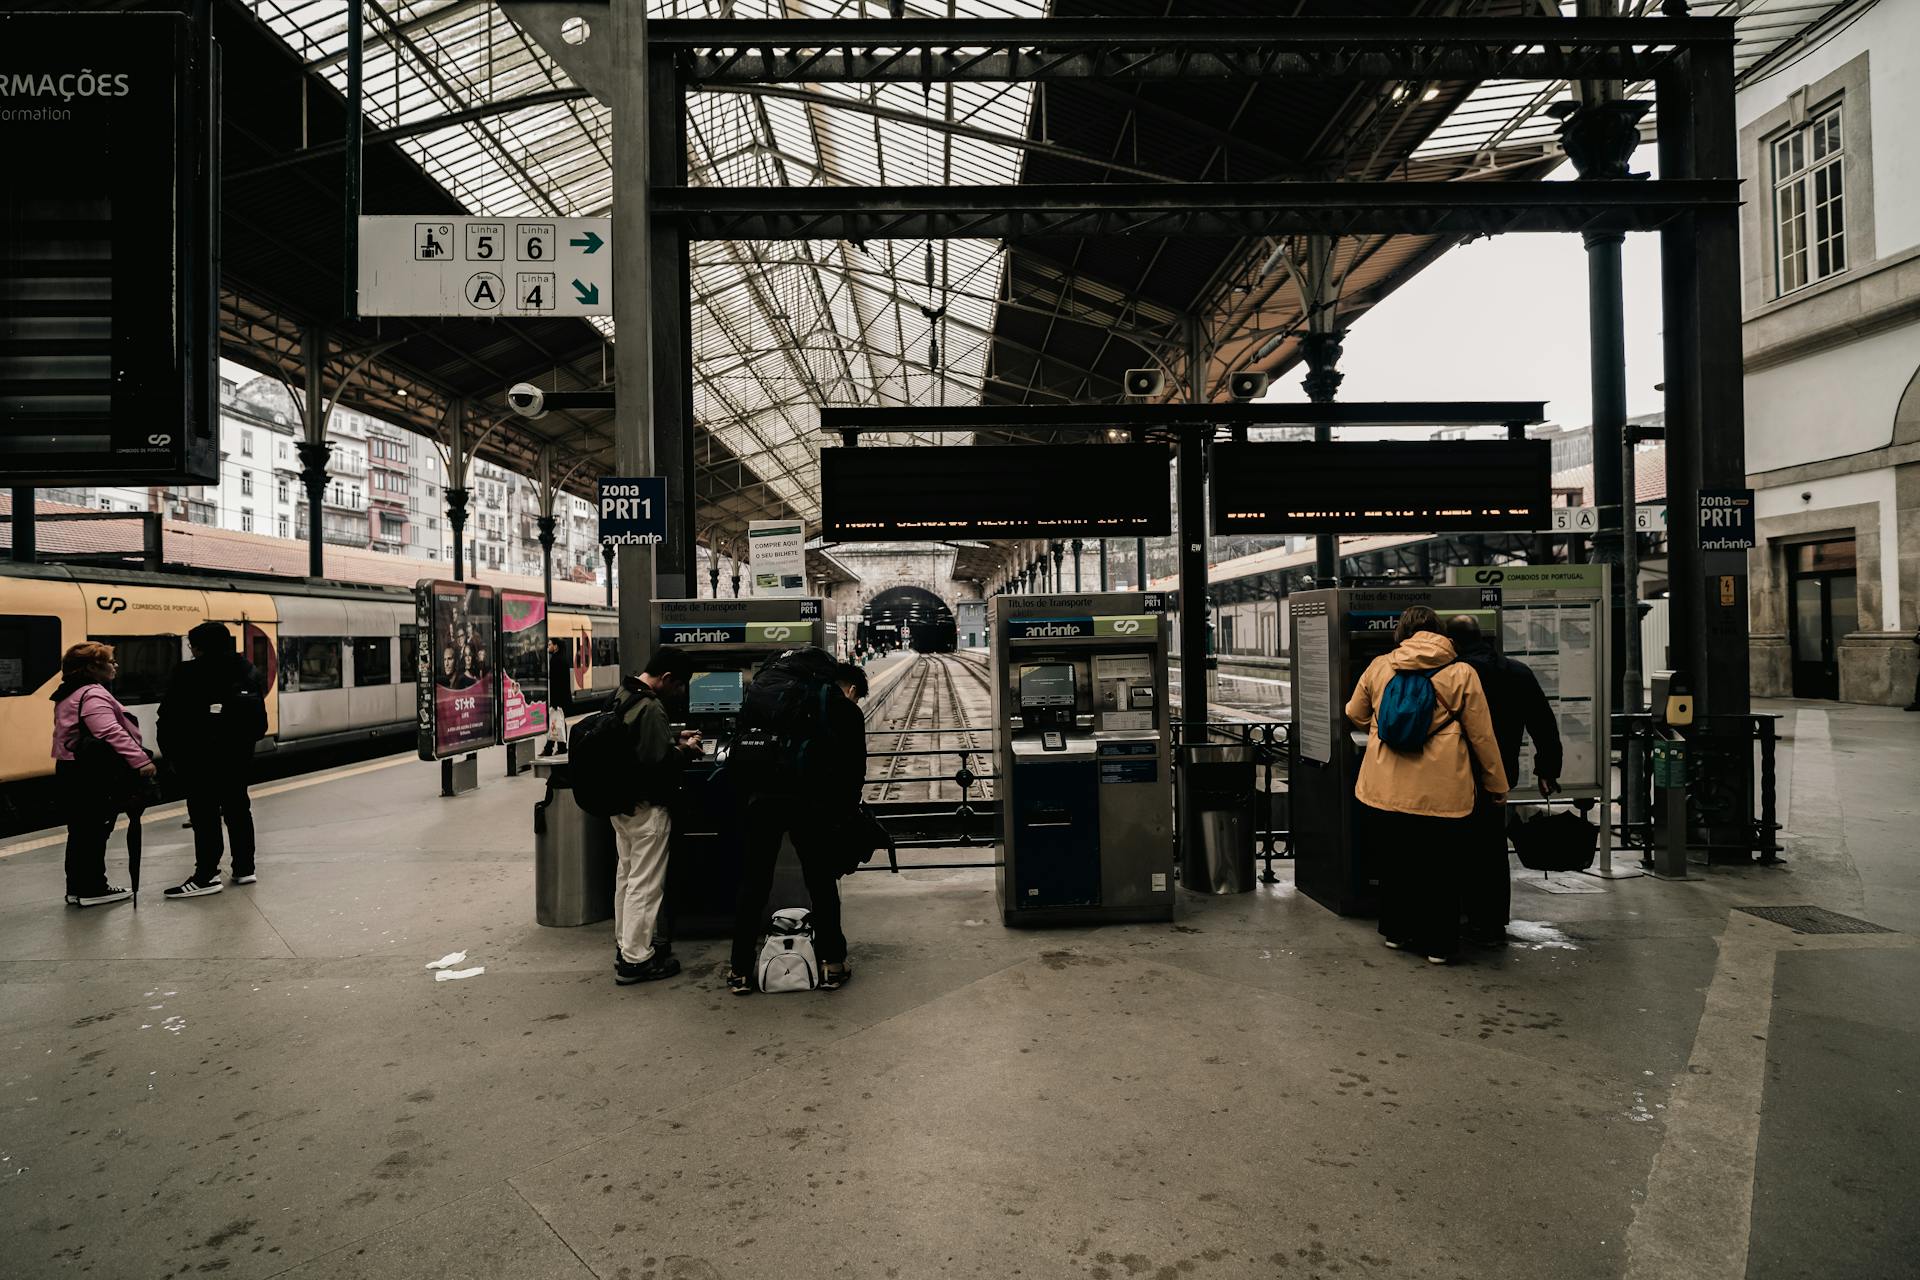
[655,180,1734,242]
[651,17,1732,85]
[821,401,1544,433]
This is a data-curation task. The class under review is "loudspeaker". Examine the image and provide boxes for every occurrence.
[1228,371,1270,400]
[1124,368,1165,397]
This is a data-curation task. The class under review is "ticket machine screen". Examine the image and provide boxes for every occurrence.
[688,670,745,715]
[1019,663,1077,709]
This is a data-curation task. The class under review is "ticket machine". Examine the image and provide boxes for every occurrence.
[655,597,831,934]
[991,591,1175,926]
[1288,585,1499,916]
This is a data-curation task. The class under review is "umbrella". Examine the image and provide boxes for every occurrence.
[125,800,145,909]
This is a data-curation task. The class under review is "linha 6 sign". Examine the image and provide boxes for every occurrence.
[598,477,668,547]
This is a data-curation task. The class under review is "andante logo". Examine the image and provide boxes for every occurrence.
[1020,622,1087,637]
[671,628,738,643]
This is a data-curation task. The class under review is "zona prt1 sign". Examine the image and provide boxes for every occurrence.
[1697,488,1755,551]
[597,477,668,548]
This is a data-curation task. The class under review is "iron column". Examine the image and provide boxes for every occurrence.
[612,0,657,665]
[1179,315,1211,736]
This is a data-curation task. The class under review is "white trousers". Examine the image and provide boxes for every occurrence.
[609,802,671,964]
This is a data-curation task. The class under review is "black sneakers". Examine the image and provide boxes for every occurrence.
[66,886,133,908]
[163,877,223,900]
[614,948,680,985]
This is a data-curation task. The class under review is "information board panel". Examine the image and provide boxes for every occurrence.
[820,444,1172,541]
[499,589,550,744]
[415,580,501,760]
[1212,440,1551,534]
[749,520,807,596]
[1,11,219,485]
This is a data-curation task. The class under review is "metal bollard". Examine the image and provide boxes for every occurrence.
[1651,737,1690,880]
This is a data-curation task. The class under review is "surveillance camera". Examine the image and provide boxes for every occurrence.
[506,382,547,419]
[1228,371,1270,401]
[1124,368,1165,398]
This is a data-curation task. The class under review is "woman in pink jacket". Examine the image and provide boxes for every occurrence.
[50,642,156,907]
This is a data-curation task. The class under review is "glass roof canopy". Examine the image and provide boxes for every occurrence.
[243,0,1858,529]
[246,0,1044,524]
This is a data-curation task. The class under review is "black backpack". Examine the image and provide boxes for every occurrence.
[567,685,651,817]
[727,647,839,797]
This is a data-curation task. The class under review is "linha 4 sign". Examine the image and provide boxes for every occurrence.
[598,477,668,547]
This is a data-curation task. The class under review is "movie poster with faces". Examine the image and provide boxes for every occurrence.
[499,589,550,743]
[414,579,501,760]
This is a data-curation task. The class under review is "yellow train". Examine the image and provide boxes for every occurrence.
[0,563,618,805]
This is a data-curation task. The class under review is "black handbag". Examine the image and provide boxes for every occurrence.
[1507,801,1598,873]
[827,803,896,878]
[68,696,160,813]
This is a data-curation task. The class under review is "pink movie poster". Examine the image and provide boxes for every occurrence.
[500,590,550,743]
[418,580,500,759]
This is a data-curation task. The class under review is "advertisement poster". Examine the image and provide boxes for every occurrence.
[749,520,807,596]
[415,580,500,760]
[500,590,550,743]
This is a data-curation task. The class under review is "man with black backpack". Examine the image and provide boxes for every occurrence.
[159,622,269,900]
[569,645,701,985]
[724,651,867,994]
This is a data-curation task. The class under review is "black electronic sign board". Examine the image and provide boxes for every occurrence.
[1211,440,1552,534]
[0,11,220,485]
[820,443,1173,541]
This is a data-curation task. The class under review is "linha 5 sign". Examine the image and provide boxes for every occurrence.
[598,477,668,547]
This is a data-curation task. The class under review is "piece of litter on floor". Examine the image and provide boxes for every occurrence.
[433,966,484,982]
[425,951,467,970]
[1506,920,1580,950]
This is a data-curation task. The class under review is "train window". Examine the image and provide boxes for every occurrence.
[398,624,419,682]
[280,637,343,693]
[1,615,64,697]
[251,633,274,681]
[91,634,180,705]
[352,637,392,687]
[592,636,619,669]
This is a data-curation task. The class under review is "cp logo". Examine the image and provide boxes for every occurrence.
[763,625,792,641]
[1472,569,1505,585]
[95,596,128,614]
[1111,618,1141,634]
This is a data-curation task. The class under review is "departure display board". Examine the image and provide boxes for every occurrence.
[0,12,219,485]
[820,444,1172,541]
[1211,440,1551,534]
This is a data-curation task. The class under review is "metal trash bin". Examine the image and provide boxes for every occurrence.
[1179,742,1258,894]
[533,759,617,926]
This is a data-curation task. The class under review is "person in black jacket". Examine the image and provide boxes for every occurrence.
[1446,615,1563,945]
[159,622,268,899]
[726,658,867,994]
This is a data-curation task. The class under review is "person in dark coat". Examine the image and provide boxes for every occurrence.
[158,622,268,899]
[1446,615,1563,945]
[726,658,867,994]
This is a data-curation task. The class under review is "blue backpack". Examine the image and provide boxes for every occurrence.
[1375,665,1456,753]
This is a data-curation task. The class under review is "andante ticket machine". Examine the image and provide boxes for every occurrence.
[655,597,831,934]
[991,591,1175,926]
[1288,585,1500,916]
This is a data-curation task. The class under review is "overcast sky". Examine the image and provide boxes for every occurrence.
[1265,155,1670,433]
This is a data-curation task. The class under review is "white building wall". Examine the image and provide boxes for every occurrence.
[1753,466,1900,631]
[1745,323,1920,472]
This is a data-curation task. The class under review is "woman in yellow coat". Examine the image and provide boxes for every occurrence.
[1344,605,1509,963]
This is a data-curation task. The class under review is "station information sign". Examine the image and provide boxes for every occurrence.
[820,443,1173,541]
[357,216,612,317]
[1,11,219,485]
[1697,488,1755,550]
[597,477,668,547]
[1212,440,1551,534]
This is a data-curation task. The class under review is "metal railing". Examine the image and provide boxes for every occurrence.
[1613,711,1782,866]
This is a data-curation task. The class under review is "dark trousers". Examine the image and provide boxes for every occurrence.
[58,761,116,896]
[186,776,255,881]
[729,797,847,976]
[1368,804,1474,959]
[1464,795,1510,942]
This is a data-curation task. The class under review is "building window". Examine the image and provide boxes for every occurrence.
[278,515,289,539]
[278,478,289,504]
[240,471,253,497]
[1773,105,1845,295]
[240,508,254,533]
[241,430,254,457]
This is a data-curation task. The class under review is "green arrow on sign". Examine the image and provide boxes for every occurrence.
[571,279,600,306]
[569,230,604,254]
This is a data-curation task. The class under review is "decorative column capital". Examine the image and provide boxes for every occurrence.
[1300,330,1346,404]
[1554,98,1652,183]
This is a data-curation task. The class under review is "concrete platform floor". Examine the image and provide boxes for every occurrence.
[0,701,1914,1280]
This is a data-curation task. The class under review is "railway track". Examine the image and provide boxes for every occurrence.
[863,653,995,806]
